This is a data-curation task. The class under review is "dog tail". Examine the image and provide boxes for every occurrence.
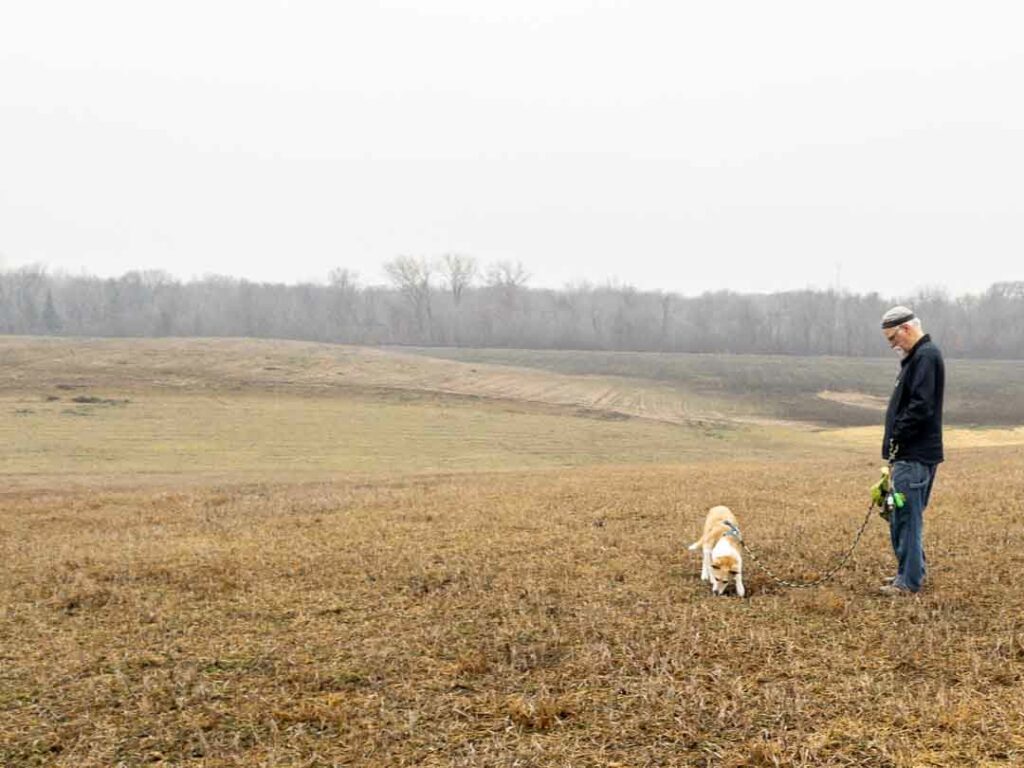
[687,538,702,551]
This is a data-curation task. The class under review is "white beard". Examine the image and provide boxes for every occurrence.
[894,347,907,360]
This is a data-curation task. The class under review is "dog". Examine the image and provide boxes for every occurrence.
[688,505,745,597]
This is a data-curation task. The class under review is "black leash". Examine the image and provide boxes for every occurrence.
[724,502,877,589]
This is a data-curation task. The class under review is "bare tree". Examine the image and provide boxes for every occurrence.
[328,267,359,290]
[326,268,360,340]
[42,289,62,333]
[659,292,673,351]
[438,254,477,306]
[12,264,48,333]
[485,259,530,315]
[485,260,530,290]
[383,256,433,338]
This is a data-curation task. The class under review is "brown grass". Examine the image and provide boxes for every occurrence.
[3,336,1022,765]
[6,336,1024,430]
[2,337,836,490]
[3,448,1024,766]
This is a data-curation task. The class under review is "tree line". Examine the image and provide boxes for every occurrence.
[2,257,1022,358]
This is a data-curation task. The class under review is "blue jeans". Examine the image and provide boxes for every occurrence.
[889,461,938,592]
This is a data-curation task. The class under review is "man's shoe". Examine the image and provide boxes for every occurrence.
[881,576,898,585]
[879,584,913,596]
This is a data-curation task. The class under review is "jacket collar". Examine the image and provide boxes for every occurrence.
[900,334,931,367]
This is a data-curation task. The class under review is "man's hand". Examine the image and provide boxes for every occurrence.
[870,466,890,507]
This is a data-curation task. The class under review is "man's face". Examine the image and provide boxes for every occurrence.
[883,325,909,357]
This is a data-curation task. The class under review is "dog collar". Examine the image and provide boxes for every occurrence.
[722,521,743,542]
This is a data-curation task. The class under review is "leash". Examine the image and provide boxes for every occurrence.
[723,502,877,589]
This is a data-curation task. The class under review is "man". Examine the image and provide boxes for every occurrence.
[879,306,944,596]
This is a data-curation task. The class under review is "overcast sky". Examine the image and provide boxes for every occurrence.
[2,1,1022,296]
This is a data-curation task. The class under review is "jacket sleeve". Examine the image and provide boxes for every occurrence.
[892,352,938,445]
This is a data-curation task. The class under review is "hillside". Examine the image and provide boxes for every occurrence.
[401,346,1024,427]
[5,337,1023,429]
[3,337,1023,488]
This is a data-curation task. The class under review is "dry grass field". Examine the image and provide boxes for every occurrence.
[403,346,1024,428]
[3,337,1024,767]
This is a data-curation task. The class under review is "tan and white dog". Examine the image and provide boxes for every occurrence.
[688,505,745,597]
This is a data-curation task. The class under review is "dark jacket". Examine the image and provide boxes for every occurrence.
[882,334,945,464]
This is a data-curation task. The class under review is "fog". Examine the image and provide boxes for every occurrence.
[2,1,1022,295]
